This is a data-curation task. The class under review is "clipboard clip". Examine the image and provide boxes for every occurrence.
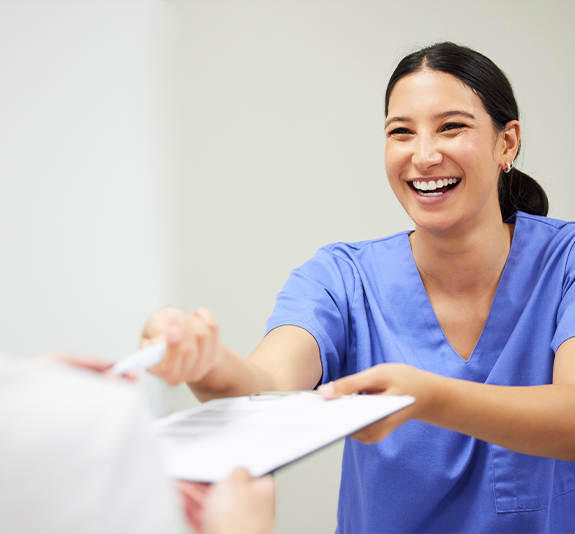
[249,390,321,400]
[249,390,358,400]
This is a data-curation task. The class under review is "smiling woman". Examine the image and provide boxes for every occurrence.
[141,42,575,534]
[386,69,510,234]
[384,42,548,223]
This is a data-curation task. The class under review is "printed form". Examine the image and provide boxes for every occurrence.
[152,392,414,482]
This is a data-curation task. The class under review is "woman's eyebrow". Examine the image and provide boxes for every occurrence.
[435,110,476,120]
[385,116,411,128]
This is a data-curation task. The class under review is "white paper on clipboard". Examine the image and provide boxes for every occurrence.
[151,393,414,482]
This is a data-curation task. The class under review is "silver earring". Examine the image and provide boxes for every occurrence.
[505,161,513,173]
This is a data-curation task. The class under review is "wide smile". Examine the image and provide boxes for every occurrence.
[408,178,461,196]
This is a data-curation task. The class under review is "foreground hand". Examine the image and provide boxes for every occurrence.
[141,307,222,386]
[201,468,275,534]
[318,363,442,443]
[29,353,136,381]
[178,480,210,533]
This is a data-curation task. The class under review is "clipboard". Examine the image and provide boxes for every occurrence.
[152,392,415,482]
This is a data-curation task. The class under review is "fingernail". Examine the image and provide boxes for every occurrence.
[318,381,336,398]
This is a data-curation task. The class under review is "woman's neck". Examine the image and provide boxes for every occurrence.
[410,213,514,298]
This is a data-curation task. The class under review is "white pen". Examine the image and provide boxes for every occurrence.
[111,341,167,376]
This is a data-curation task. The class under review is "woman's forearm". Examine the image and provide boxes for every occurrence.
[189,325,322,402]
[323,363,575,460]
[423,376,575,461]
[188,345,277,402]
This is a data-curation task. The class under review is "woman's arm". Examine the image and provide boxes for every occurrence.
[141,307,322,402]
[320,337,575,461]
[191,325,322,402]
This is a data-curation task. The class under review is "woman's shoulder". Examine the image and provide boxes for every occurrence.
[294,231,413,281]
[512,212,575,267]
[514,211,575,230]
[319,230,412,257]
[514,211,575,242]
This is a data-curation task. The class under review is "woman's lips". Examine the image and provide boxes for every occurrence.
[409,178,461,196]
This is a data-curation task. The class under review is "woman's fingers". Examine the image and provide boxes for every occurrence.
[140,307,186,347]
[147,312,185,385]
[187,309,221,382]
[192,308,216,370]
[318,364,428,443]
[318,365,393,399]
[144,307,222,386]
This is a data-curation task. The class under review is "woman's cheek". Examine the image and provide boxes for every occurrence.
[385,143,410,181]
[451,135,484,169]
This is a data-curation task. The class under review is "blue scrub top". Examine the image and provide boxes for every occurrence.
[266,212,575,533]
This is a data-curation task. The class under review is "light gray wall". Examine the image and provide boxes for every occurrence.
[162,1,575,533]
[0,0,169,360]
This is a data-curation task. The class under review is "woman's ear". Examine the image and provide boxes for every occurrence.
[499,120,520,171]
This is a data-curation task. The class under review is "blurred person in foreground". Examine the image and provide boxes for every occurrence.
[0,351,275,534]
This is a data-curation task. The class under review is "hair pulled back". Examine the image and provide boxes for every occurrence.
[385,42,548,220]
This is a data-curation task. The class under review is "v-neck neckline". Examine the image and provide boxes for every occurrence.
[402,217,520,364]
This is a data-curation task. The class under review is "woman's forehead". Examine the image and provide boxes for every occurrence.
[387,69,484,118]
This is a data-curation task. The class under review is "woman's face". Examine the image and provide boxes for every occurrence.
[384,69,506,234]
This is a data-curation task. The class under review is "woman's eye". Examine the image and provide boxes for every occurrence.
[387,127,412,136]
[442,122,467,132]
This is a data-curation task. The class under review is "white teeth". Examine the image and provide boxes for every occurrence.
[412,178,459,192]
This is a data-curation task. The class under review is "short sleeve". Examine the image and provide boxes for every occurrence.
[552,241,575,353]
[265,246,358,384]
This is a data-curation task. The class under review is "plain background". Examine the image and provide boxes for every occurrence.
[1,1,574,533]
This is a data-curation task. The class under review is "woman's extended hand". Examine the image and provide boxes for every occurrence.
[140,307,223,386]
[318,363,443,443]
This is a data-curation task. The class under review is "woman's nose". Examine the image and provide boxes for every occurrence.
[412,137,442,170]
